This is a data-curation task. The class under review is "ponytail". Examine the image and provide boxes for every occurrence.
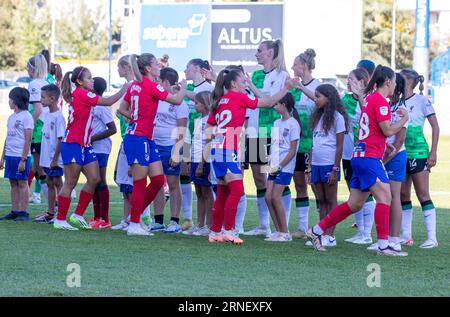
[130,53,156,82]
[280,92,303,136]
[365,65,395,95]
[262,39,287,73]
[61,71,73,103]
[27,54,48,80]
[212,68,243,113]
[400,68,425,94]
[130,54,142,82]
[297,48,316,71]
[418,75,425,95]
[391,72,406,107]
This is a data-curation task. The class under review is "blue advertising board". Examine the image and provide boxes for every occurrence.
[414,0,430,49]
[140,4,211,71]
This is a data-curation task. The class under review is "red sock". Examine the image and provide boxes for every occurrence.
[74,190,94,217]
[28,170,35,187]
[93,190,101,220]
[224,180,244,231]
[143,174,165,213]
[130,178,147,223]
[374,203,390,241]
[99,186,110,222]
[56,196,71,221]
[318,202,353,232]
[211,184,229,233]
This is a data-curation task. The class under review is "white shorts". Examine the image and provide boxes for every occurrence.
[116,142,133,186]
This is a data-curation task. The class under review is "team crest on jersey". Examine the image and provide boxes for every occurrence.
[156,85,165,92]
[14,120,23,129]
[380,106,389,116]
[169,105,176,113]
[87,92,97,99]
[249,94,256,101]
[219,98,229,105]
[283,128,289,137]
[50,122,55,130]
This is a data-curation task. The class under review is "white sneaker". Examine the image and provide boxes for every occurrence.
[344,232,364,243]
[53,219,79,231]
[192,226,210,237]
[111,220,129,231]
[388,242,403,252]
[264,232,280,241]
[127,223,151,236]
[243,226,271,237]
[164,221,182,234]
[265,232,292,242]
[352,236,373,245]
[419,239,439,249]
[377,246,408,257]
[182,225,200,236]
[305,240,313,247]
[31,192,41,204]
[323,235,337,247]
[367,242,379,251]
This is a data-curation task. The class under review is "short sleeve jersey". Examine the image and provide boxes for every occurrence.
[294,79,322,153]
[387,103,408,152]
[185,81,214,144]
[40,111,66,168]
[353,92,391,159]
[207,90,258,152]
[342,93,361,160]
[404,94,435,159]
[247,69,288,139]
[6,111,34,157]
[63,88,100,147]
[28,78,49,143]
[91,106,115,154]
[124,77,169,140]
[270,117,301,173]
[153,100,189,146]
[191,116,209,163]
[312,112,346,165]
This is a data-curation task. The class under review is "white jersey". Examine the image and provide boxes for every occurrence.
[269,117,301,174]
[387,103,408,153]
[116,142,132,186]
[185,81,214,145]
[40,110,66,168]
[153,100,189,147]
[191,115,209,163]
[28,78,49,121]
[5,111,34,157]
[246,70,289,139]
[312,111,346,166]
[91,106,114,154]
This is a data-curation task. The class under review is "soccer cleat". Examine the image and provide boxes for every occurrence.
[88,218,99,226]
[264,232,280,241]
[164,221,182,234]
[53,220,79,231]
[111,220,129,231]
[367,242,379,251]
[345,232,364,243]
[13,212,30,222]
[208,232,224,243]
[30,192,41,204]
[141,215,151,226]
[323,235,337,247]
[69,214,92,230]
[419,239,439,249]
[352,236,373,245]
[192,226,211,237]
[127,224,151,236]
[265,232,292,242]
[182,225,200,236]
[306,228,326,251]
[91,220,111,229]
[223,231,244,245]
[377,246,408,257]
[181,219,193,231]
[400,238,414,246]
[291,230,308,239]
[33,213,55,224]
[243,226,271,237]
[150,222,167,233]
[0,212,18,221]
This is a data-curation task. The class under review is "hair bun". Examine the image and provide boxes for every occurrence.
[305,48,316,58]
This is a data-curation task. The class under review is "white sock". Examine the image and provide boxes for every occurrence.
[378,239,389,250]
[296,198,309,233]
[181,183,193,220]
[41,183,48,202]
[281,188,292,227]
[401,202,413,240]
[313,224,324,236]
[354,210,364,235]
[72,214,85,221]
[142,206,150,217]
[422,202,437,242]
[362,200,375,238]
[235,194,247,233]
[257,190,270,229]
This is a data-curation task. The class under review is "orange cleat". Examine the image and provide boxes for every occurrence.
[223,234,244,245]
[208,233,224,243]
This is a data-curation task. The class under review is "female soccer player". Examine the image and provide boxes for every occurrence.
[205,68,296,245]
[306,65,409,256]
[120,53,187,236]
[53,66,129,231]
[400,69,440,249]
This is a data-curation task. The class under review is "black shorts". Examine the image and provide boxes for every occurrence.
[294,152,310,172]
[342,159,353,181]
[31,143,41,155]
[406,158,430,175]
[245,138,271,165]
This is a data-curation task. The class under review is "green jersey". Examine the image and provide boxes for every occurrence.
[117,113,129,139]
[404,94,435,159]
[247,69,288,139]
[341,94,361,160]
[294,79,321,153]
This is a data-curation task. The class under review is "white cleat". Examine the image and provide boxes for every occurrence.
[367,242,379,251]
[53,219,79,231]
[323,235,337,247]
[243,226,272,237]
[127,224,152,236]
[419,239,439,249]
[111,220,129,231]
[352,236,373,245]
[344,232,364,243]
[377,246,408,257]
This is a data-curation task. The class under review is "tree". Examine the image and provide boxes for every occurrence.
[0,1,23,69]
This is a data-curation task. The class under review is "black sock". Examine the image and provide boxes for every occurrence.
[170,217,180,224]
[154,215,164,225]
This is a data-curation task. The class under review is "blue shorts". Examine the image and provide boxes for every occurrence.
[123,134,160,167]
[312,165,341,184]
[268,172,293,186]
[120,184,133,194]
[61,143,97,166]
[43,167,64,177]
[211,149,241,180]
[190,162,212,187]
[96,153,110,169]
[4,156,31,181]
[156,144,181,176]
[350,157,389,192]
[385,150,407,182]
